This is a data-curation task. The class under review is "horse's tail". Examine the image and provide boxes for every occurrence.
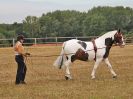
[53,42,66,69]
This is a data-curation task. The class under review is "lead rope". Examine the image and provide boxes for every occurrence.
[24,47,36,77]
[27,46,113,58]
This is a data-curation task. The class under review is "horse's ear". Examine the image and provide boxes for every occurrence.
[117,29,121,33]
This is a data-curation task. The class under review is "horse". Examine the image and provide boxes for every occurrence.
[53,29,125,80]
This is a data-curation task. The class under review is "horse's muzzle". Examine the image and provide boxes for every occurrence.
[120,45,125,48]
[120,43,125,48]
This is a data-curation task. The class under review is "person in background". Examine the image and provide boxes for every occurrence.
[14,35,30,85]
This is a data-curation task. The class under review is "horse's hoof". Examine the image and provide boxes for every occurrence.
[65,76,72,80]
[91,76,96,80]
[113,75,117,79]
[65,76,69,80]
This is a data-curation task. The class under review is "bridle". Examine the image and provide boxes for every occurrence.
[114,32,124,46]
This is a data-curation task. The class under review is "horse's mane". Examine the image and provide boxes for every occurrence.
[99,30,117,39]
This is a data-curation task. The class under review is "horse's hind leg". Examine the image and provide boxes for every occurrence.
[104,58,117,78]
[64,59,72,80]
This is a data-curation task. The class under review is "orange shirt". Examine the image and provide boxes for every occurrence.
[14,41,24,55]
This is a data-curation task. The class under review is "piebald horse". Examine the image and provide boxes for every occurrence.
[54,29,125,80]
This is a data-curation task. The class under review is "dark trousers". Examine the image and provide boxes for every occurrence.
[15,55,27,84]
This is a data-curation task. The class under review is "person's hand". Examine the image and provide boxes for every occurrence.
[24,52,31,56]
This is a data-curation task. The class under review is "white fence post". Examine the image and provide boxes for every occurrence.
[13,38,15,47]
[56,37,58,46]
[34,38,37,45]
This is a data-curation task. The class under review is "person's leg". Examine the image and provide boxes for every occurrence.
[15,56,23,84]
[15,64,21,84]
[15,55,24,84]
[21,63,27,82]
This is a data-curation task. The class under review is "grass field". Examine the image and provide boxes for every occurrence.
[0,45,133,99]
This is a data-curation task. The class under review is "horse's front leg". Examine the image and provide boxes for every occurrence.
[91,58,102,79]
[64,60,72,80]
[104,58,117,78]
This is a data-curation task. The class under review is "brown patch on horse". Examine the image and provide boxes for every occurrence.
[103,38,113,59]
[114,29,124,46]
[114,32,123,45]
[71,48,88,62]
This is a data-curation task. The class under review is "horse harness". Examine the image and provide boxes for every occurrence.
[92,40,97,61]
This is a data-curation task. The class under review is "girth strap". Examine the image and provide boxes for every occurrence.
[92,40,97,61]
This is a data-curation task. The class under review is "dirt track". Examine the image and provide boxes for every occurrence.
[0,45,133,99]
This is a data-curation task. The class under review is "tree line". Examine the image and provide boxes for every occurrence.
[0,6,133,39]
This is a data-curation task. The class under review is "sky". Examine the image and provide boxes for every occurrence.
[0,0,133,24]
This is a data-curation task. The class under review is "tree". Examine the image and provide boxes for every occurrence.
[1,6,133,38]
[23,16,40,37]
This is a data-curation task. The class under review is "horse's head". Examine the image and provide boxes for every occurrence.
[114,29,125,47]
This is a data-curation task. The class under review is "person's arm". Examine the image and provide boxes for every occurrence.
[17,45,30,56]
[15,42,30,57]
[17,45,25,56]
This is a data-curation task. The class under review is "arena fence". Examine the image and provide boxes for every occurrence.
[0,36,133,47]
